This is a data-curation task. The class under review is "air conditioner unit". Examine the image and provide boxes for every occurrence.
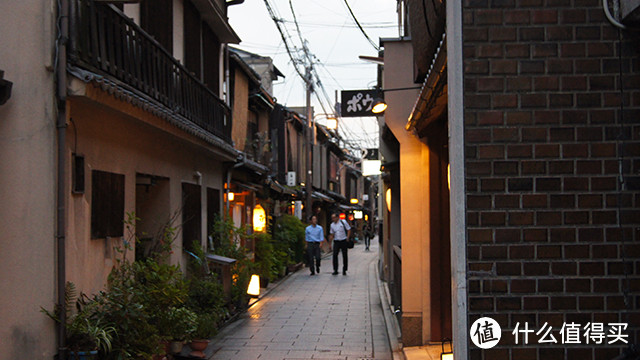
[621,0,640,23]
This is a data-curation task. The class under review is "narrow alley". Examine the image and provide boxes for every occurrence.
[205,241,392,360]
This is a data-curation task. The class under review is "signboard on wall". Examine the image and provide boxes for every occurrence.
[340,89,379,117]
[287,171,297,186]
[294,201,302,220]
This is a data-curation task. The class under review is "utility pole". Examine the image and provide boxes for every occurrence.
[305,67,314,220]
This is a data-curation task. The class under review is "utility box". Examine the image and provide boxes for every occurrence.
[205,254,237,299]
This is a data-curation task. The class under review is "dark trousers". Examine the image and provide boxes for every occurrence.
[332,240,349,272]
[307,242,321,274]
[364,234,371,249]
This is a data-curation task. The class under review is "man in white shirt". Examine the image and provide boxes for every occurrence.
[329,213,351,275]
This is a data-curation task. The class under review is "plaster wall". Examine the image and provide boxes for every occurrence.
[382,39,433,346]
[65,91,225,296]
[0,0,57,358]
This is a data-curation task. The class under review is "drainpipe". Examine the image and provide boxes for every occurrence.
[226,154,246,215]
[55,0,69,358]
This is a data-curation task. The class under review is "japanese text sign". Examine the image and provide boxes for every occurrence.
[340,89,380,117]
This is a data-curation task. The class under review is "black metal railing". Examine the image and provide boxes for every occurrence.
[69,0,231,142]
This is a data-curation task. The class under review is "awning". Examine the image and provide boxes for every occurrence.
[312,191,335,203]
[338,204,358,211]
[406,32,448,133]
[235,157,270,175]
[268,178,299,196]
[326,190,346,202]
[232,179,261,192]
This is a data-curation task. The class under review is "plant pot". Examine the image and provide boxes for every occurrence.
[189,339,210,358]
[67,350,98,360]
[152,340,170,360]
[169,340,184,354]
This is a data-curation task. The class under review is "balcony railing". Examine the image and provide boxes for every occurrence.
[69,0,231,143]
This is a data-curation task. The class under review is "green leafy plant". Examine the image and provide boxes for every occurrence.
[93,212,188,359]
[158,307,198,341]
[254,232,285,282]
[41,282,116,354]
[210,216,255,310]
[273,214,306,265]
[187,277,228,320]
[192,313,219,340]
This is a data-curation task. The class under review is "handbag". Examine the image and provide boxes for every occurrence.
[340,220,355,249]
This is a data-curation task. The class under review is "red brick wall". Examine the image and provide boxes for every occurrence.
[462,1,640,359]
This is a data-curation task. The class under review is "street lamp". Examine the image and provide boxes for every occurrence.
[326,117,338,130]
[371,97,387,114]
[370,86,422,115]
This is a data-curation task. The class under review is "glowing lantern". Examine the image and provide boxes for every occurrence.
[386,188,392,212]
[253,204,266,232]
[339,213,346,220]
[247,274,260,297]
[228,192,235,202]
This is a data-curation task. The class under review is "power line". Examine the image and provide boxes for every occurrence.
[262,0,306,83]
[342,0,381,52]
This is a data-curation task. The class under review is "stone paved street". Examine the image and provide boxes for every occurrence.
[207,240,391,360]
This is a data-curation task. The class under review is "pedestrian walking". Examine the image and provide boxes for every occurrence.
[329,213,351,275]
[305,215,324,275]
[363,224,371,251]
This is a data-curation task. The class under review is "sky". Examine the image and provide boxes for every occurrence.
[228,0,401,152]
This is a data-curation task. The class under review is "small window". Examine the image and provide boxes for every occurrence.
[91,170,125,239]
[72,154,85,194]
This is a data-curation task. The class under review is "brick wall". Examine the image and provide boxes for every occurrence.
[462,1,640,359]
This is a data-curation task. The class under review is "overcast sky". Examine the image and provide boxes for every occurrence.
[228,0,400,151]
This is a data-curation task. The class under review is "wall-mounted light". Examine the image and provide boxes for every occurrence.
[247,274,260,297]
[371,86,422,115]
[253,204,266,232]
[365,214,369,221]
[350,198,359,204]
[228,192,235,202]
[371,97,387,114]
[385,188,392,213]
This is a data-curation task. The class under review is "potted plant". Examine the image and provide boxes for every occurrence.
[188,313,218,358]
[158,306,197,354]
[41,283,115,360]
